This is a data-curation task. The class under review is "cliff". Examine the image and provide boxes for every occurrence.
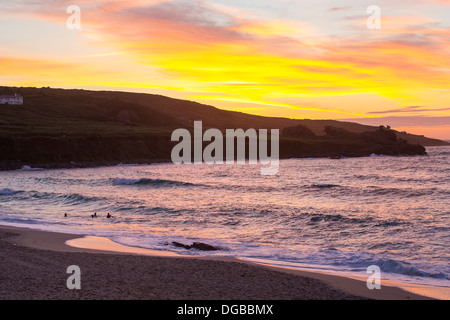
[0,86,443,170]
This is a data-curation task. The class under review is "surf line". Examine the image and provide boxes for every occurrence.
[171,121,279,175]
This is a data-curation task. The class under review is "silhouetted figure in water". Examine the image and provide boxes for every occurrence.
[106,213,112,219]
[64,213,67,217]
[91,212,98,218]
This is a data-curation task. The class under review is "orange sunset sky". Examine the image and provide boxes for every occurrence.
[1,0,449,139]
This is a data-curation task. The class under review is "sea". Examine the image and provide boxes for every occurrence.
[0,146,449,288]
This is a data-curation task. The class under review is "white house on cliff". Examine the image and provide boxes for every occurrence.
[0,94,23,105]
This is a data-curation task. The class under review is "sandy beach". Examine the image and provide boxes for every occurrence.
[0,225,440,300]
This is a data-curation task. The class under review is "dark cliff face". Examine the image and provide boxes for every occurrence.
[279,139,426,159]
[279,125,427,158]
[0,135,176,170]
[0,126,426,171]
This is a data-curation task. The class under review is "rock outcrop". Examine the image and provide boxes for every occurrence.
[169,241,223,251]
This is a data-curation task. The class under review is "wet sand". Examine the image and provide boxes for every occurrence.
[0,225,437,300]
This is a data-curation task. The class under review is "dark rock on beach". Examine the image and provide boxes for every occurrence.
[191,242,222,251]
[169,241,223,251]
[171,241,192,250]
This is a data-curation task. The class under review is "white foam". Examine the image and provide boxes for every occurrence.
[18,165,44,171]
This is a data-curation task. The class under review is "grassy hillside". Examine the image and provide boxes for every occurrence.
[1,86,447,145]
[71,89,448,146]
[0,86,445,170]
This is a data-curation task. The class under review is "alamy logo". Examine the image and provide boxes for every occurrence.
[366,265,381,290]
[171,121,279,175]
[66,265,81,290]
[366,5,381,30]
[66,5,81,30]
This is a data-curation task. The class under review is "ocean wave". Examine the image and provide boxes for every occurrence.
[112,177,195,187]
[57,193,105,204]
[17,190,105,205]
[0,217,42,225]
[372,258,448,279]
[0,188,23,196]
[374,220,406,227]
[17,165,44,171]
[114,205,190,216]
[303,212,372,225]
[310,249,449,281]
[364,186,437,198]
[311,184,341,189]
[301,212,409,229]
[0,216,68,227]
[370,153,392,157]
[307,213,345,222]
[304,182,441,198]
[242,247,449,283]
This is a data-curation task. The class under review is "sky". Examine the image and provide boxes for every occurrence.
[1,0,449,139]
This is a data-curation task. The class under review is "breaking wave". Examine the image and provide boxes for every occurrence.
[17,165,44,171]
[311,184,341,189]
[112,177,196,187]
[0,188,23,196]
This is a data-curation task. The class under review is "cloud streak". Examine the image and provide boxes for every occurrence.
[369,106,450,114]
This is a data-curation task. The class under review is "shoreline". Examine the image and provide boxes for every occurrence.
[1,146,441,172]
[0,158,172,172]
[1,224,444,300]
